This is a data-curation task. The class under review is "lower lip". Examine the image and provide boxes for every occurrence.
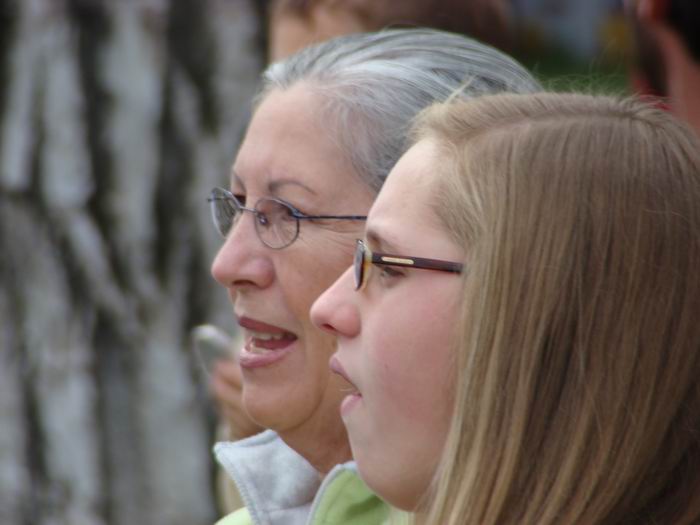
[238,338,297,369]
[340,392,362,417]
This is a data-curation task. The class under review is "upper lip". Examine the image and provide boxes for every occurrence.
[330,354,359,392]
[237,315,296,336]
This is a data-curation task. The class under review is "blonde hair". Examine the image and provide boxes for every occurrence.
[414,93,700,524]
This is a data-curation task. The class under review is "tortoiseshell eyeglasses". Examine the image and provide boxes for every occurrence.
[353,239,463,290]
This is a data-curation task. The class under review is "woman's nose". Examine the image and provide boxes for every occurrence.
[310,266,360,338]
[211,213,274,291]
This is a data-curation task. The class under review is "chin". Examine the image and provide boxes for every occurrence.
[364,477,421,513]
[241,382,298,431]
[353,445,425,512]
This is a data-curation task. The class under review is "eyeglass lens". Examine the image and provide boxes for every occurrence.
[209,189,301,249]
[210,189,237,236]
[354,240,366,290]
[253,198,299,248]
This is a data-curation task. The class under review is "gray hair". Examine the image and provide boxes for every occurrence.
[259,28,541,192]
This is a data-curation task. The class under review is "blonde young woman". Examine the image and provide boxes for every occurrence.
[311,92,700,524]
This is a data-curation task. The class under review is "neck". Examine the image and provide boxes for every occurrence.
[278,418,352,476]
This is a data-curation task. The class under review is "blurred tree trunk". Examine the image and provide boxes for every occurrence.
[0,1,263,524]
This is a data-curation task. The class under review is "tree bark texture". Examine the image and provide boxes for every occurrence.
[0,1,263,524]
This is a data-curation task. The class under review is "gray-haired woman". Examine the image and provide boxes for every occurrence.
[209,28,540,525]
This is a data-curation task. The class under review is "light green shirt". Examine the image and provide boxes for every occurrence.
[215,468,388,525]
[213,431,389,525]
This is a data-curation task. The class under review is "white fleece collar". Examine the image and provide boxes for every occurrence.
[214,430,320,525]
[214,431,361,525]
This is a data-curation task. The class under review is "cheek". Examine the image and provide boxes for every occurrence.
[376,348,453,428]
[275,240,355,374]
[369,307,455,422]
[358,314,454,507]
[278,239,356,321]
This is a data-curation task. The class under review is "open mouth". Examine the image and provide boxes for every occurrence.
[237,316,298,368]
[246,329,297,353]
[330,355,363,415]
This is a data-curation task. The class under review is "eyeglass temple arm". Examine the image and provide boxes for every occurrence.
[295,214,367,220]
[371,253,463,273]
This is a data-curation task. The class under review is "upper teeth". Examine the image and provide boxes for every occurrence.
[249,330,287,341]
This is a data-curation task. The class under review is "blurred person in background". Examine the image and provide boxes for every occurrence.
[627,0,700,134]
[265,0,515,61]
[208,28,540,525]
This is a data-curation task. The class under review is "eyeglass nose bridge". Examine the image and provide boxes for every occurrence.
[229,204,277,250]
[223,196,257,235]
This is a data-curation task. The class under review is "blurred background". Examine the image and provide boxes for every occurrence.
[0,1,665,524]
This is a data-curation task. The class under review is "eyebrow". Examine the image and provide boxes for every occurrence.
[230,169,317,196]
[365,228,401,254]
[269,178,317,196]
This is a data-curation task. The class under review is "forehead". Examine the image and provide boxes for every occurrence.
[232,84,363,198]
[367,140,447,251]
[369,140,439,227]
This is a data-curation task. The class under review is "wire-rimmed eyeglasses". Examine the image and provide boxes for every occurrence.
[354,239,463,290]
[207,187,368,249]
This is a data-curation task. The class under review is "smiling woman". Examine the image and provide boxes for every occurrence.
[208,28,540,525]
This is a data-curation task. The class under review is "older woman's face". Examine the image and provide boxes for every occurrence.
[211,85,374,458]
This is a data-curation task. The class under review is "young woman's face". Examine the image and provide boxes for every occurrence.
[311,140,464,510]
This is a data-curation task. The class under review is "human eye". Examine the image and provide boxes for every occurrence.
[378,265,404,282]
[279,204,298,222]
[233,193,246,206]
[264,198,298,223]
